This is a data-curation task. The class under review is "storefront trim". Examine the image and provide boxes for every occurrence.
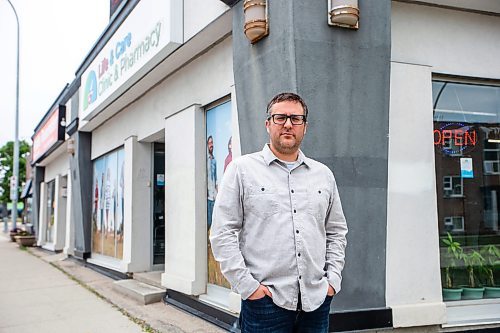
[165,289,394,332]
[88,253,126,273]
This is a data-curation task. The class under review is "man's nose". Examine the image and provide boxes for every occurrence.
[284,117,293,128]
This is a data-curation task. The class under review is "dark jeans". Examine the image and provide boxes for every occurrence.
[207,199,215,230]
[240,295,333,333]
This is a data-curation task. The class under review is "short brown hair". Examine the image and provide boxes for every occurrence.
[266,92,309,118]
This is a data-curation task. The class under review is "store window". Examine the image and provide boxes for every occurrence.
[434,80,500,300]
[45,180,56,243]
[91,147,125,259]
[206,100,232,289]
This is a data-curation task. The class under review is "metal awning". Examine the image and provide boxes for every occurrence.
[20,179,32,199]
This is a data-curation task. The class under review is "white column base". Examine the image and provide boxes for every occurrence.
[392,302,446,328]
[162,272,206,296]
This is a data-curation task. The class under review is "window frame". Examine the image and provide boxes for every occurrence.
[443,175,463,198]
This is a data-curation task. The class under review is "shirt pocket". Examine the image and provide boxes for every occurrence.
[245,185,280,220]
[307,187,330,223]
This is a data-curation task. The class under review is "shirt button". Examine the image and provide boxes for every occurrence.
[299,275,302,280]
[296,230,299,234]
[291,189,294,193]
[261,187,265,191]
[298,253,301,257]
[293,209,297,213]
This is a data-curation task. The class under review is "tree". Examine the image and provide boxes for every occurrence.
[0,140,31,203]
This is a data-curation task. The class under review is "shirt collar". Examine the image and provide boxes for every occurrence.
[262,144,310,167]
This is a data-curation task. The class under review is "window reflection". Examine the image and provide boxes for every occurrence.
[433,80,500,300]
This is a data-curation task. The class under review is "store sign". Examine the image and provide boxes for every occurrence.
[32,106,66,163]
[79,0,183,121]
[434,122,477,155]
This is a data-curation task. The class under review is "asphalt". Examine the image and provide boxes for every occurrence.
[0,225,225,333]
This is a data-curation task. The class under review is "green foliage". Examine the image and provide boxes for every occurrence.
[0,140,30,203]
[480,245,500,286]
[463,250,486,288]
[441,232,465,288]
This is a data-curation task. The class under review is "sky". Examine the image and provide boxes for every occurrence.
[0,0,110,147]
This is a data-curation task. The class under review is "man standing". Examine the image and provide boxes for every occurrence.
[207,135,217,230]
[210,92,347,332]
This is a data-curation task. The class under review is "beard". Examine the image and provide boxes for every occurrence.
[271,133,302,155]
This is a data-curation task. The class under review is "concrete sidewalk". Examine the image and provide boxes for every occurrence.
[0,231,224,333]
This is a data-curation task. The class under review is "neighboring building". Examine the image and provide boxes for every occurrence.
[31,86,72,253]
[29,0,500,332]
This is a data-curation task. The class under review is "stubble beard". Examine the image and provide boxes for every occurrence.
[272,134,302,156]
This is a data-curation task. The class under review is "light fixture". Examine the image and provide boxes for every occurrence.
[60,117,66,127]
[243,0,268,44]
[67,138,75,155]
[328,0,359,29]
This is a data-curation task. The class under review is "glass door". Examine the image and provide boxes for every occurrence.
[45,180,56,243]
[153,143,165,266]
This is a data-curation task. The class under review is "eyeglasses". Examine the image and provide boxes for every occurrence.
[267,114,307,125]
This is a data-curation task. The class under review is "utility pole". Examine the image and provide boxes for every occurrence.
[4,0,20,232]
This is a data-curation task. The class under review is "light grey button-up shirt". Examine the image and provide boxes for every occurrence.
[210,144,347,312]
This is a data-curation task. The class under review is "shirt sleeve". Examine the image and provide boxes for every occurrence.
[325,171,348,294]
[209,161,260,299]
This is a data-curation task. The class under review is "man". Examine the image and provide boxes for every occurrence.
[206,135,217,230]
[210,92,348,332]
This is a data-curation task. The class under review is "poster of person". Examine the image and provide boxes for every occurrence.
[91,147,125,259]
[206,101,232,288]
[103,152,117,257]
[92,158,105,254]
[116,149,125,259]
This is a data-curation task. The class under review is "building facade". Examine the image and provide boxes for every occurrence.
[30,0,500,331]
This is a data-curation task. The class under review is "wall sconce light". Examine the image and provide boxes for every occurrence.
[244,0,268,43]
[67,138,75,156]
[328,0,359,29]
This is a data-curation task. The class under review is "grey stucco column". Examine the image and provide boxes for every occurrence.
[70,132,93,259]
[232,0,391,311]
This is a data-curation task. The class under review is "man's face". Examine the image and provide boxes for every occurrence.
[207,137,214,155]
[265,100,307,156]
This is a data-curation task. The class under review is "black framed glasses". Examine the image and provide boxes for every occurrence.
[267,114,307,125]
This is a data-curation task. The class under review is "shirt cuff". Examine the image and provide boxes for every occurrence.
[327,271,342,294]
[235,276,261,300]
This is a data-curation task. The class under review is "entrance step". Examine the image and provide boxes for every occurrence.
[113,279,165,305]
[133,271,165,290]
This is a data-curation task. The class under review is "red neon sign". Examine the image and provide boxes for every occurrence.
[434,129,477,146]
[434,123,477,155]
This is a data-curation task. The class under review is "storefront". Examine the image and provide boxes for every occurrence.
[387,1,500,329]
[31,101,70,252]
[28,0,500,331]
[74,0,236,282]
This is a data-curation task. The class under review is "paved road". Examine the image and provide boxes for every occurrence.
[0,233,144,333]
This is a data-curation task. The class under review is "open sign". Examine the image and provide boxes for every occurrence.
[434,123,477,155]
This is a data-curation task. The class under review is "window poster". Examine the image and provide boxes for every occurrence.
[206,100,233,289]
[92,147,125,259]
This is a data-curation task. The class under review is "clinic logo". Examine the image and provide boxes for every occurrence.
[83,70,98,111]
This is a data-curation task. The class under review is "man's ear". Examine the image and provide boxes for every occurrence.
[304,123,307,135]
[265,119,270,134]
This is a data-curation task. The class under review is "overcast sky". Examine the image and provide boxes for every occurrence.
[0,0,109,147]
